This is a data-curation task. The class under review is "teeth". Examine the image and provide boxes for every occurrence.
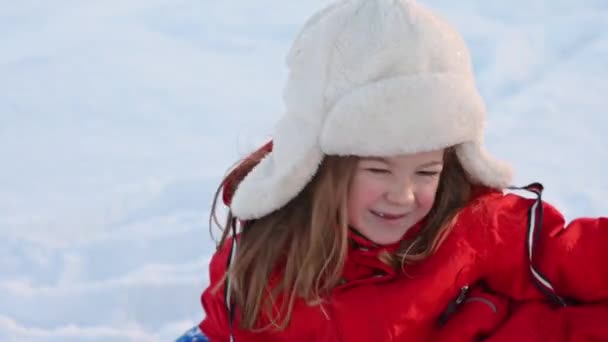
[374,211,393,218]
[371,210,385,217]
[373,210,405,219]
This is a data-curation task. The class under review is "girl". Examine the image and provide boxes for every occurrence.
[179,0,608,340]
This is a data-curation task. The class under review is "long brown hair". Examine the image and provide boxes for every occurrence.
[209,147,473,331]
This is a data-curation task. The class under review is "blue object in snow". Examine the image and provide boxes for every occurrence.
[175,326,209,342]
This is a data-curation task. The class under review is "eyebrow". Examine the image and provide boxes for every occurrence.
[361,157,443,168]
[363,157,389,163]
[419,161,444,168]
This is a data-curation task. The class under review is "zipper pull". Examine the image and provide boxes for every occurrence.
[455,285,469,305]
[438,285,470,326]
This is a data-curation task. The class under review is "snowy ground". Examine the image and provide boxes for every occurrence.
[1,0,606,341]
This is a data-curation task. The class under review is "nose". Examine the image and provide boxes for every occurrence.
[386,179,415,206]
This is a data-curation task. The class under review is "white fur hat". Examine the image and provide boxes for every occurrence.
[230,0,512,220]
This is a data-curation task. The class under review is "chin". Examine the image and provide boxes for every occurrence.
[368,234,403,246]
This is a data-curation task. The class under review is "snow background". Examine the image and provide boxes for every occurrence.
[1,0,606,341]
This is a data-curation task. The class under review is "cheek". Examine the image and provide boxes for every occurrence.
[348,175,386,214]
[416,182,440,211]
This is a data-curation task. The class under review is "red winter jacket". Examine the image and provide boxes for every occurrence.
[199,187,608,341]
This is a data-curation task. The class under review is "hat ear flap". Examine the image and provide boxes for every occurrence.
[222,141,274,206]
[455,141,513,189]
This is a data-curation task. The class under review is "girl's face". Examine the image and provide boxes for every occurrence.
[347,149,444,245]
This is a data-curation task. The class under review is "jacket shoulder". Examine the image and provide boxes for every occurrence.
[451,188,537,254]
[208,236,236,283]
[462,187,538,221]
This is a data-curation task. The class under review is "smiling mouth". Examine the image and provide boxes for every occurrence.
[371,210,407,220]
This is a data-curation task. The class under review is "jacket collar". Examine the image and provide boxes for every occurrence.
[338,221,425,289]
[348,219,424,251]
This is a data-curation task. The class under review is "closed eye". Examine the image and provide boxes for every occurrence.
[366,168,390,174]
[417,170,441,177]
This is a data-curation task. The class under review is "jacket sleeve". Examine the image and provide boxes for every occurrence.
[198,241,232,342]
[534,209,608,302]
[486,301,608,342]
[478,192,608,303]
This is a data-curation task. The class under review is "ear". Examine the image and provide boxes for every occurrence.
[222,140,274,206]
